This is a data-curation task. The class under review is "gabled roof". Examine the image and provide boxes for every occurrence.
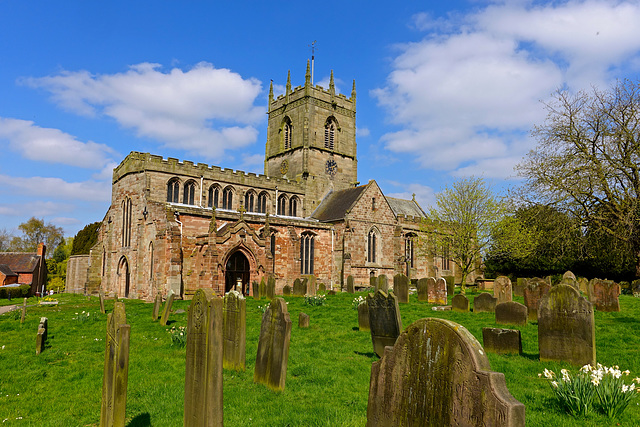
[0,264,17,276]
[385,197,427,218]
[0,253,41,273]
[310,184,369,222]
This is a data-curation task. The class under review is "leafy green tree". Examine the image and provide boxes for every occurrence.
[53,237,73,263]
[48,277,65,293]
[71,222,101,255]
[9,217,64,255]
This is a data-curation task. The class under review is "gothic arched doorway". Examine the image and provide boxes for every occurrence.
[225,251,250,295]
[117,256,130,298]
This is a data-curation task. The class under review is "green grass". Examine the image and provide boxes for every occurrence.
[0,291,639,426]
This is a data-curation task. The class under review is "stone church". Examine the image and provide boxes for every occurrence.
[69,63,458,300]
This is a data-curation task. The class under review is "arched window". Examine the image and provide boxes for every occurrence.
[222,186,234,210]
[257,192,268,214]
[283,118,292,150]
[442,240,450,271]
[183,181,196,205]
[300,232,315,275]
[367,228,379,263]
[208,185,220,208]
[405,233,416,269]
[324,117,337,150]
[277,194,287,215]
[289,197,299,217]
[121,197,132,247]
[167,178,180,203]
[244,191,255,213]
[148,241,154,281]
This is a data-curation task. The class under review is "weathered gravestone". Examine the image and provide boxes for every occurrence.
[306,275,317,296]
[452,294,469,312]
[473,292,497,313]
[444,275,455,296]
[318,283,326,293]
[523,279,550,322]
[588,279,620,312]
[358,302,370,332]
[293,278,306,297]
[282,285,291,296]
[251,281,259,299]
[416,278,428,302]
[298,312,309,328]
[578,277,589,294]
[369,275,377,290]
[266,276,276,300]
[254,298,292,391]
[39,316,48,342]
[367,290,402,358]
[160,290,174,326]
[563,270,577,281]
[151,294,161,321]
[184,289,223,426]
[433,277,447,305]
[259,277,266,299]
[367,318,525,426]
[483,328,522,355]
[495,302,528,326]
[393,274,409,303]
[100,302,130,427]
[559,277,579,291]
[538,284,595,366]
[99,291,106,314]
[377,275,389,293]
[20,298,27,323]
[514,278,526,297]
[346,275,355,294]
[632,279,640,295]
[36,317,48,355]
[223,290,246,371]
[493,276,513,304]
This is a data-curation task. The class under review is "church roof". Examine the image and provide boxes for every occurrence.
[0,253,41,273]
[385,197,427,218]
[310,184,369,222]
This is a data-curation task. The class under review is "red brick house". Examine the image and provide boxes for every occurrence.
[0,243,47,295]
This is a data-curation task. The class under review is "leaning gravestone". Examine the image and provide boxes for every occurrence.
[99,291,105,314]
[393,274,409,303]
[495,302,528,326]
[100,302,130,427]
[473,293,497,313]
[259,277,266,299]
[377,275,389,293]
[416,278,428,302]
[293,278,306,297]
[358,302,370,332]
[39,316,48,342]
[160,290,175,326]
[184,289,223,426]
[483,327,522,355]
[254,298,292,391]
[282,285,291,296]
[434,278,447,305]
[367,318,525,426]
[36,317,48,355]
[298,312,309,328]
[347,275,355,294]
[152,294,161,321]
[451,294,469,312]
[538,284,595,366]
[493,276,513,304]
[443,275,455,296]
[588,279,620,312]
[367,290,402,358]
[223,290,246,371]
[523,279,550,322]
[266,276,276,300]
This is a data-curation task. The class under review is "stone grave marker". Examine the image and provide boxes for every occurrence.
[99,291,105,314]
[39,316,48,342]
[523,279,550,322]
[293,278,306,296]
[393,274,409,303]
[369,275,377,290]
[367,290,402,357]
[563,270,576,281]
[259,277,266,299]
[416,278,428,302]
[434,278,447,305]
[358,302,370,332]
[36,317,48,355]
[495,302,528,326]
[298,312,309,328]
[443,275,455,296]
[473,293,497,313]
[100,301,130,427]
[493,276,513,304]
[152,294,161,321]
[559,277,579,291]
[377,275,389,293]
[306,275,317,296]
[482,328,522,355]
[367,318,525,426]
[538,284,595,366]
[631,279,640,295]
[588,279,620,312]
[252,281,259,299]
[347,275,355,294]
[184,289,223,426]
[514,278,525,297]
[318,283,326,293]
[254,298,292,391]
[223,290,246,371]
[577,277,589,294]
[266,276,276,300]
[160,290,175,326]
[20,298,27,323]
[282,285,291,296]
[451,294,469,312]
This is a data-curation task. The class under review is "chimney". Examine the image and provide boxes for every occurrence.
[37,243,46,257]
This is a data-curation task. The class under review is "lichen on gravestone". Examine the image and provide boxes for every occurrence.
[254,298,292,391]
[416,278,428,302]
[223,290,246,371]
[493,276,513,304]
[160,291,175,326]
[393,274,409,303]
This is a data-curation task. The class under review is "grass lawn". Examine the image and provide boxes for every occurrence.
[1,290,639,426]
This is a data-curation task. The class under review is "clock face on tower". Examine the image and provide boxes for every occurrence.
[280,159,289,175]
[325,159,337,177]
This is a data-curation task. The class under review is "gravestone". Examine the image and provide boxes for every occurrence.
[223,290,246,371]
[282,285,291,296]
[99,291,105,314]
[367,318,525,426]
[631,279,640,295]
[367,290,402,358]
[393,274,409,303]
[513,278,525,297]
[358,302,370,332]
[577,277,589,293]
[369,275,377,290]
[482,328,522,355]
[559,277,579,291]
[416,278,428,302]
[259,277,266,299]
[493,276,512,304]
[36,317,48,355]
[588,279,620,312]
[523,279,550,322]
[538,284,595,366]
[306,275,317,296]
[20,298,27,323]
[293,278,306,297]
[298,312,309,328]
[451,294,469,312]
[434,278,447,305]
[443,275,455,296]
[100,302,130,427]
[473,293,497,313]
[495,302,528,326]
[254,298,292,391]
[266,276,276,300]
[563,271,576,281]
[160,290,175,326]
[252,281,259,299]
[152,294,161,321]
[346,275,355,294]
[39,316,48,342]
[184,289,223,426]
[318,283,326,293]
[377,275,389,293]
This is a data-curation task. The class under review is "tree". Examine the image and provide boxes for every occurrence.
[517,80,640,277]
[71,222,101,255]
[423,177,506,294]
[0,228,13,251]
[10,217,64,255]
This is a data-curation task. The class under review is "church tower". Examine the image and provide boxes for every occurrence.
[265,61,358,214]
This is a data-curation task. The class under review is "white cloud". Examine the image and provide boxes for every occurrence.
[0,117,116,168]
[240,153,264,170]
[374,1,640,178]
[0,174,110,202]
[0,201,74,217]
[22,62,265,160]
[356,127,370,137]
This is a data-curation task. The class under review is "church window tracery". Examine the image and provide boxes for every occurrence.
[257,192,268,214]
[289,196,299,217]
[300,232,315,274]
[277,194,287,215]
[367,228,379,264]
[244,191,255,213]
[283,118,292,150]
[121,197,132,247]
[183,181,196,205]
[222,186,234,210]
[324,117,337,150]
[208,185,220,208]
[167,178,180,203]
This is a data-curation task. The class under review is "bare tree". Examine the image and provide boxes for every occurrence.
[0,228,14,252]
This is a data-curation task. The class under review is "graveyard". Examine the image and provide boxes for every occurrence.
[1,287,640,426]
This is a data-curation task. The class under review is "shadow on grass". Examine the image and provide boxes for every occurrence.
[354,351,377,359]
[611,316,640,325]
[520,352,540,361]
[127,412,151,427]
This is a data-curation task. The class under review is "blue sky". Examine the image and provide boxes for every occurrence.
[2,0,640,238]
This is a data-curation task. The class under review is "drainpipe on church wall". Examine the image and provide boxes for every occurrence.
[199,176,203,207]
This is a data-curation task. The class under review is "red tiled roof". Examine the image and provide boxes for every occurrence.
[0,253,41,273]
